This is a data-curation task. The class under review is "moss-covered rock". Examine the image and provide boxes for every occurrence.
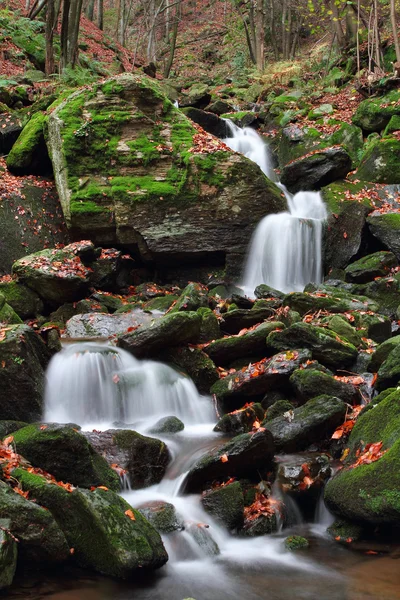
[284,535,309,550]
[6,111,51,175]
[368,336,400,372]
[322,314,362,347]
[0,324,51,421]
[214,403,265,434]
[264,395,346,453]
[85,429,170,489]
[351,311,391,344]
[12,469,168,577]
[352,91,400,133]
[144,295,178,312]
[204,322,279,366]
[357,138,400,183]
[0,480,69,564]
[0,518,17,589]
[138,501,184,533]
[0,420,28,438]
[0,280,43,319]
[345,251,398,283]
[0,298,22,324]
[327,519,364,543]
[118,311,201,358]
[277,454,331,493]
[264,399,293,422]
[283,290,379,315]
[171,282,209,312]
[289,368,358,404]
[201,481,244,530]
[324,389,400,526]
[220,308,278,335]
[377,345,400,390]
[46,75,285,279]
[267,322,358,369]
[161,346,219,394]
[149,416,184,434]
[185,429,275,493]
[12,424,120,491]
[367,212,400,260]
[66,310,153,337]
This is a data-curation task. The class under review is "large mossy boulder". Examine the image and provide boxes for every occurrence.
[214,403,265,434]
[11,424,120,491]
[357,138,400,183]
[283,290,379,315]
[0,295,22,324]
[66,311,153,338]
[12,469,168,578]
[324,388,400,526]
[377,345,400,390]
[352,91,400,133]
[368,336,400,372]
[264,395,346,453]
[289,368,358,405]
[181,107,230,138]
[280,147,352,194]
[0,280,43,319]
[12,244,91,305]
[0,480,69,564]
[345,251,397,283]
[219,308,278,335]
[201,481,244,530]
[160,346,219,394]
[267,322,358,369]
[45,75,285,279]
[118,311,201,358]
[0,324,51,421]
[185,429,275,492]
[171,282,209,312]
[367,212,400,260]
[204,322,279,366]
[83,429,170,489]
[0,519,17,590]
[0,113,22,155]
[6,112,51,175]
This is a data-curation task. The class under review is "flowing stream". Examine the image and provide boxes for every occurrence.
[223,120,327,296]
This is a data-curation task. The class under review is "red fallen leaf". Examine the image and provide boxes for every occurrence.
[365,550,378,555]
[97,486,109,491]
[351,441,387,468]
[70,548,75,555]
[346,537,353,543]
[343,232,348,238]
[220,454,229,463]
[335,535,341,541]
[125,509,136,521]
[40,425,48,430]
[112,374,120,384]
[301,463,311,476]
[13,487,29,499]
[3,436,13,447]
[252,420,261,430]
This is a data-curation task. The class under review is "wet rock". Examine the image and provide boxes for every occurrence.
[214,403,265,434]
[321,314,362,347]
[0,114,22,154]
[219,307,277,334]
[0,420,28,438]
[358,137,400,182]
[280,147,352,194]
[138,501,184,533]
[0,296,22,324]
[0,480,69,564]
[264,395,347,453]
[160,346,219,394]
[197,307,222,343]
[66,311,153,338]
[377,345,400,390]
[0,280,43,319]
[6,112,51,175]
[277,454,331,494]
[171,282,209,313]
[201,481,244,530]
[207,100,234,115]
[118,311,202,358]
[367,212,400,260]
[241,511,278,536]
[351,311,391,344]
[12,424,120,491]
[211,349,311,408]
[204,322,281,366]
[185,429,275,492]
[352,90,400,133]
[149,416,184,434]
[181,107,230,137]
[327,519,364,544]
[264,399,293,422]
[267,322,358,369]
[185,522,219,555]
[289,368,359,404]
[254,284,284,300]
[0,519,17,589]
[0,324,52,422]
[12,469,168,577]
[345,251,398,283]
[144,295,179,312]
[283,290,379,315]
[284,535,309,550]
[324,388,400,526]
[368,336,400,372]
[84,429,169,489]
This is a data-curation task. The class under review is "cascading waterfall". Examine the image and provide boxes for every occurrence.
[223,120,327,296]
[45,342,215,430]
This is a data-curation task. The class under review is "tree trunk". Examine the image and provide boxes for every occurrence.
[163,1,179,77]
[330,0,346,49]
[390,0,400,62]
[85,0,95,20]
[45,0,55,74]
[97,0,103,30]
[60,0,71,70]
[255,0,264,69]
[68,0,84,66]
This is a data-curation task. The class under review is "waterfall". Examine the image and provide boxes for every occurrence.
[223,120,327,296]
[44,342,215,430]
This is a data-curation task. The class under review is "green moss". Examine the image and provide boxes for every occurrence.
[6,112,45,172]
[284,535,309,550]
[321,180,371,213]
[70,199,110,213]
[357,137,400,183]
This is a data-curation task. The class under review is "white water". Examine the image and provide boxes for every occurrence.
[223,120,327,296]
[44,342,215,431]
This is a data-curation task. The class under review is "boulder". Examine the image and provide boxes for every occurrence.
[138,501,184,533]
[368,336,400,372]
[204,322,280,366]
[0,114,22,155]
[180,107,230,137]
[0,480,69,564]
[264,399,293,422]
[160,346,219,394]
[211,349,312,407]
[352,90,400,133]
[197,307,222,342]
[6,112,51,175]
[367,212,400,260]
[0,420,28,438]
[277,454,331,494]
[0,324,51,422]
[171,282,209,312]
[66,311,153,338]
[322,314,362,347]
[214,403,265,434]
[0,296,22,324]
[351,311,391,344]
[46,75,285,279]
[12,424,120,491]
[0,280,43,319]
[267,322,358,369]
[0,518,17,590]
[283,290,379,315]
[377,345,400,390]
[220,308,277,334]
[12,245,91,306]
[118,311,201,358]
[185,429,275,492]
[201,481,244,530]
[280,147,352,194]
[289,368,359,404]
[264,395,346,453]
[12,469,168,577]
[84,429,170,489]
[324,388,400,526]
[149,416,184,434]
[345,251,398,283]
[357,138,400,183]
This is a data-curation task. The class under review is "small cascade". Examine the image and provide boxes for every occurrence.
[44,342,215,430]
[223,120,327,295]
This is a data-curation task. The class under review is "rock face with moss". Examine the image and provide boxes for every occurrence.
[280,147,352,193]
[357,138,400,183]
[0,519,17,589]
[6,112,51,175]
[352,91,400,133]
[45,74,285,278]
[367,212,400,260]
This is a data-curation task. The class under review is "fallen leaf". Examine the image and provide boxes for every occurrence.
[220,453,229,463]
[125,509,136,520]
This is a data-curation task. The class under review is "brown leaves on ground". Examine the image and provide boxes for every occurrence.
[332,405,363,440]
[189,122,232,154]
[351,441,388,468]
[243,491,282,522]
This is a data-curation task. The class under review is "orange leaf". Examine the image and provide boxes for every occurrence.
[343,232,348,239]
[40,425,48,430]
[97,486,109,491]
[70,547,75,555]
[365,550,378,555]
[3,436,13,447]
[220,453,229,463]
[125,509,136,521]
